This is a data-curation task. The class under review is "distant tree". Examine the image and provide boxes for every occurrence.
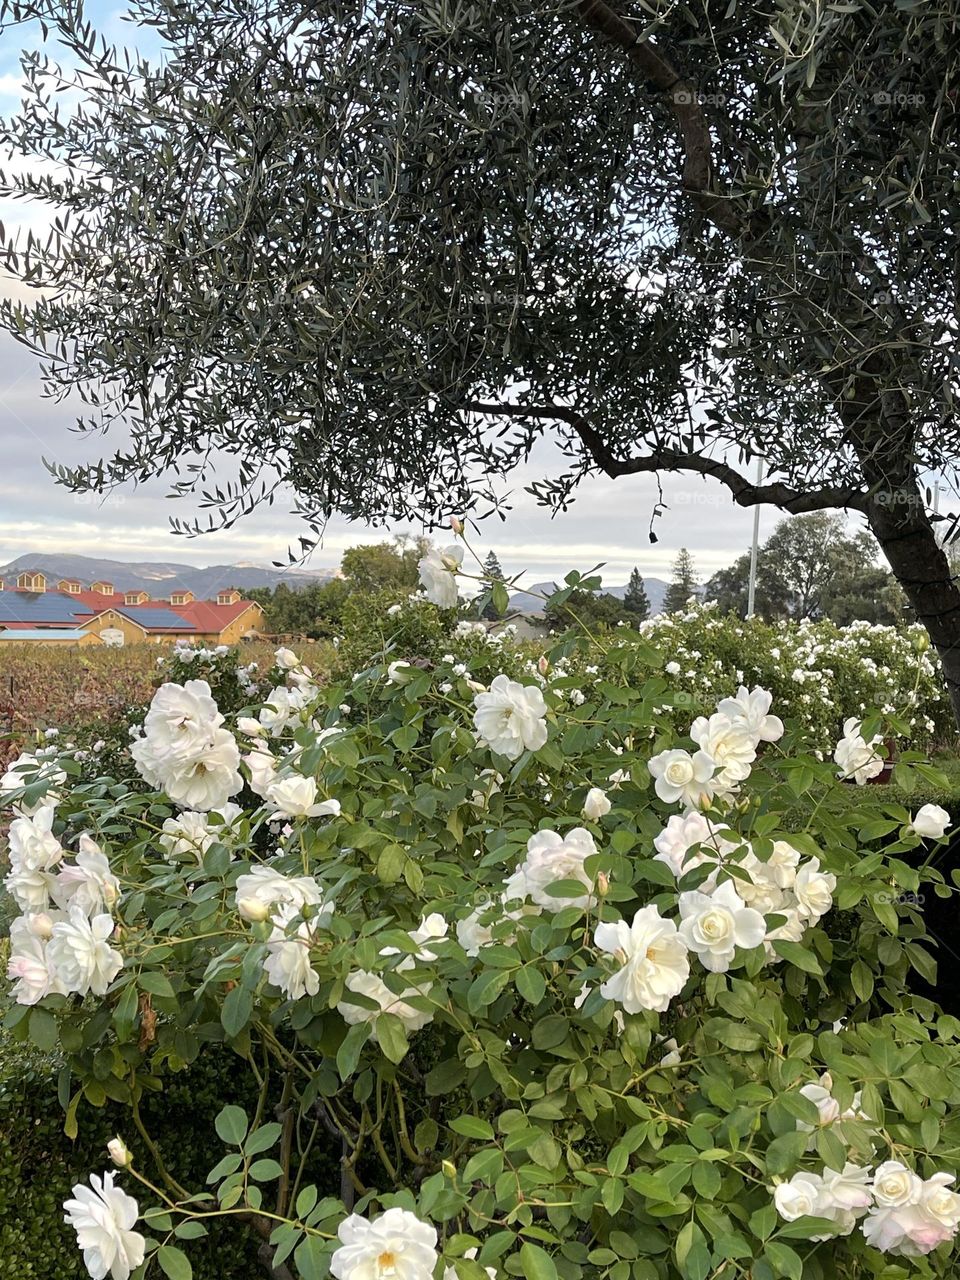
[662,549,699,614]
[702,514,907,624]
[702,552,790,620]
[481,550,506,621]
[340,537,426,593]
[544,588,625,632]
[621,567,650,623]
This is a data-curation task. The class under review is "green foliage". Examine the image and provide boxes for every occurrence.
[543,586,627,632]
[622,567,651,623]
[619,602,949,748]
[663,548,700,614]
[704,515,908,625]
[0,1020,271,1280]
[5,618,960,1278]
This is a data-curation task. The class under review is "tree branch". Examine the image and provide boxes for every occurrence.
[463,400,868,514]
[573,0,744,237]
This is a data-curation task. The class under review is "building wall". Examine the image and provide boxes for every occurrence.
[218,605,264,644]
[80,610,150,644]
[0,631,102,647]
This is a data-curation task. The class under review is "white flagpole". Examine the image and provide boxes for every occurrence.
[746,456,764,618]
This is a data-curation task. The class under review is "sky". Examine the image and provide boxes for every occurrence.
[0,4,796,590]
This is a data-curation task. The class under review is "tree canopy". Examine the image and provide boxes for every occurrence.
[663,548,699,614]
[2,0,960,714]
[703,514,907,625]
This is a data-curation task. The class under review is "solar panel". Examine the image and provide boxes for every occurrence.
[0,595,89,623]
[119,606,197,630]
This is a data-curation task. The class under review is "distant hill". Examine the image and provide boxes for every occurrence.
[0,553,337,598]
[508,577,671,616]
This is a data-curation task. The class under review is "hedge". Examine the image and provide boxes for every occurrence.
[0,1014,339,1279]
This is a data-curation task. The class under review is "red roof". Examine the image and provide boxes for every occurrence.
[166,599,259,632]
[0,588,258,635]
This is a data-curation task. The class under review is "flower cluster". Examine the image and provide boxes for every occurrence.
[5,788,123,1004]
[130,679,242,810]
[775,1160,960,1257]
[3,631,959,1280]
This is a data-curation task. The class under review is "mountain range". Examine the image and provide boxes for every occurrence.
[0,553,336,598]
[507,578,670,616]
[0,553,671,614]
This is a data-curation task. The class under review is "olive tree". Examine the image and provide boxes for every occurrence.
[2,0,960,717]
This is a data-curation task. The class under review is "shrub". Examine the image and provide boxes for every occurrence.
[5,576,960,1280]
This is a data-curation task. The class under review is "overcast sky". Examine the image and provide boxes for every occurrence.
[0,5,819,590]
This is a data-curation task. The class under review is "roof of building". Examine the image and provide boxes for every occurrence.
[0,587,259,634]
[0,627,94,641]
[167,599,259,632]
[111,605,199,632]
[0,593,90,625]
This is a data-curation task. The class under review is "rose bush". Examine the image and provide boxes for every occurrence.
[4,550,960,1280]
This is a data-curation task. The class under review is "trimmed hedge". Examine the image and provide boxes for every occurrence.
[0,1022,339,1279]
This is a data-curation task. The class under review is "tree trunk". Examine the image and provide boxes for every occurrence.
[865,486,960,728]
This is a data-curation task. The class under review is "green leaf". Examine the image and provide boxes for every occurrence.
[244,1122,283,1156]
[518,1242,558,1280]
[771,940,823,975]
[375,1013,409,1064]
[449,1115,495,1140]
[764,1242,802,1279]
[294,1236,327,1280]
[249,1159,284,1181]
[221,985,253,1038]
[336,1021,370,1081]
[138,972,175,999]
[214,1105,248,1147]
[515,966,546,1004]
[157,1244,193,1280]
[28,1007,58,1052]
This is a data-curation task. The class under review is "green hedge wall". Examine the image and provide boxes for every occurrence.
[0,1026,339,1279]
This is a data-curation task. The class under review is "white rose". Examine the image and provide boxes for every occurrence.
[916,1171,960,1223]
[582,786,611,820]
[263,905,322,1000]
[330,1208,438,1280]
[107,1137,132,1168]
[716,685,784,743]
[0,752,65,817]
[48,908,123,997]
[158,728,243,812]
[833,717,884,785]
[690,711,757,787]
[63,1172,145,1280]
[594,905,690,1014]
[234,865,327,915]
[53,834,121,917]
[244,746,278,797]
[873,1161,923,1208]
[386,660,415,685]
[418,544,463,608]
[132,679,222,767]
[677,879,766,973]
[910,803,950,840]
[647,748,716,809]
[275,647,299,669]
[794,857,836,922]
[518,827,599,911]
[821,1162,872,1212]
[473,675,548,760]
[796,1072,841,1131]
[5,913,67,1005]
[265,774,341,820]
[337,970,434,1038]
[773,1171,824,1221]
